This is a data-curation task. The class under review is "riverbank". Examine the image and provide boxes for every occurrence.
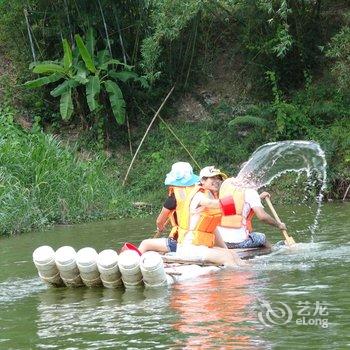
[1,97,349,236]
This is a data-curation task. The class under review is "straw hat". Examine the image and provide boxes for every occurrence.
[199,166,227,180]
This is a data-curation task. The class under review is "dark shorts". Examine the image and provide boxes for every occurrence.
[225,232,266,249]
[166,238,177,252]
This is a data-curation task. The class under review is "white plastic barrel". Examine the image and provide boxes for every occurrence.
[97,249,123,288]
[55,246,83,287]
[33,246,63,287]
[118,250,143,288]
[76,247,102,287]
[140,251,167,288]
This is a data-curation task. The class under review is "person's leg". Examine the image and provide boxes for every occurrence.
[214,229,228,249]
[249,232,269,248]
[225,232,267,249]
[203,247,245,267]
[138,238,169,254]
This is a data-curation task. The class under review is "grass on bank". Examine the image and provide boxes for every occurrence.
[0,106,144,236]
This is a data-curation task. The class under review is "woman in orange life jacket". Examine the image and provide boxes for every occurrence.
[138,162,199,254]
[217,176,287,249]
[175,166,244,267]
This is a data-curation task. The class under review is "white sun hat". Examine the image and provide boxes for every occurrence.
[164,162,199,186]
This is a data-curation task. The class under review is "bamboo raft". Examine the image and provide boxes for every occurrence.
[33,246,272,289]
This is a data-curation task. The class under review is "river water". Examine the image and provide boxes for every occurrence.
[0,203,349,349]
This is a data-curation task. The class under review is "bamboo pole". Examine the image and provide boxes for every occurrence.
[126,114,133,156]
[63,0,74,44]
[342,183,350,202]
[97,0,112,56]
[184,16,199,88]
[122,85,175,186]
[157,114,201,170]
[113,5,128,64]
[162,255,223,267]
[24,8,36,62]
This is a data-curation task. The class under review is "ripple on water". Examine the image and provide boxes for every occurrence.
[251,241,350,272]
[0,277,46,304]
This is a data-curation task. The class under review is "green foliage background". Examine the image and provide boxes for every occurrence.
[0,0,350,235]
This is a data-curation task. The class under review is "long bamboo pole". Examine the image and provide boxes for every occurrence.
[24,8,36,62]
[157,114,201,170]
[122,85,175,186]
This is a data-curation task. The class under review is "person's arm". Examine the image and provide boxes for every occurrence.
[252,206,286,230]
[156,194,176,232]
[259,191,270,200]
[198,197,220,208]
[156,207,172,232]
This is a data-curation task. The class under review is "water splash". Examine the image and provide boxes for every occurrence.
[230,141,327,235]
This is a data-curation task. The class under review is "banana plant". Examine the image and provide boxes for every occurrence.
[25,28,148,123]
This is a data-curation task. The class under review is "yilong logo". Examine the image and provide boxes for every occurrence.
[257,300,293,326]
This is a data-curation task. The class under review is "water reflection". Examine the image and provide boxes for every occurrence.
[36,286,174,349]
[170,271,269,349]
[1,203,350,349]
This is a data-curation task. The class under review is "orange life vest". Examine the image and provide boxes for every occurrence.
[177,185,222,248]
[219,182,255,233]
[167,186,195,239]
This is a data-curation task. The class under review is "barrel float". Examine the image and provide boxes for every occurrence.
[32,245,63,287]
[55,246,83,287]
[140,251,168,288]
[97,249,123,288]
[118,250,143,288]
[76,247,102,287]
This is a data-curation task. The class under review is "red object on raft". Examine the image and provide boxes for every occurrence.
[120,242,142,256]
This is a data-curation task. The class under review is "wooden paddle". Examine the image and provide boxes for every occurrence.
[265,197,296,246]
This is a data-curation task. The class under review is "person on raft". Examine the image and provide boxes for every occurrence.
[175,166,243,267]
[217,177,287,249]
[138,162,199,254]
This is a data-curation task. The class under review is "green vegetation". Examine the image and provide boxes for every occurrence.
[0,106,151,235]
[0,0,350,235]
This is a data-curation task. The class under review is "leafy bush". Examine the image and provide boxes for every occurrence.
[0,105,139,235]
[326,25,350,92]
[25,29,148,123]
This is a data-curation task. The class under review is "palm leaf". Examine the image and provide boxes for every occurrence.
[75,34,96,73]
[99,59,125,70]
[50,79,78,97]
[60,89,74,120]
[86,76,101,112]
[109,70,138,82]
[97,49,111,67]
[33,63,66,75]
[29,60,59,70]
[104,80,125,124]
[62,39,73,70]
[86,28,96,56]
[24,73,63,88]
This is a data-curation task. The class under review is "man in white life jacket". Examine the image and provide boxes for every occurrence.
[217,177,287,249]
